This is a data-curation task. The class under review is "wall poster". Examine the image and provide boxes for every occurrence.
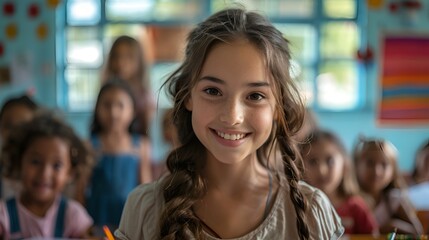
[378,34,429,125]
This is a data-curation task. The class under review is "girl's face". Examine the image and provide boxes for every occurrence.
[97,87,134,132]
[303,140,344,196]
[186,39,277,165]
[21,136,71,204]
[112,43,140,82]
[0,105,35,141]
[356,145,394,195]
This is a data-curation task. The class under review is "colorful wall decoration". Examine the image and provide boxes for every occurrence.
[379,34,429,125]
[0,0,60,107]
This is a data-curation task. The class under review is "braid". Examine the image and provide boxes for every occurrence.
[278,135,309,240]
[159,133,206,239]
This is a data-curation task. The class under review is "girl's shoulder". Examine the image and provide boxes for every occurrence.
[296,181,334,207]
[63,198,93,237]
[385,187,408,202]
[115,180,164,240]
[125,180,161,206]
[280,181,345,239]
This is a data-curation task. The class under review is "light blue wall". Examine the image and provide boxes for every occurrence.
[0,0,57,107]
[1,0,428,171]
[317,0,429,172]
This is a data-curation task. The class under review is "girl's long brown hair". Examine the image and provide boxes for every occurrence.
[160,8,308,239]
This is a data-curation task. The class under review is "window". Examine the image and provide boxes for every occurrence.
[58,0,364,112]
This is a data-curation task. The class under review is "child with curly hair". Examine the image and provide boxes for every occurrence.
[0,113,93,239]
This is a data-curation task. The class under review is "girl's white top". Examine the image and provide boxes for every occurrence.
[115,177,344,240]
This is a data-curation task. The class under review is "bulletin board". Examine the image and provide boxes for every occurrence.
[378,34,429,125]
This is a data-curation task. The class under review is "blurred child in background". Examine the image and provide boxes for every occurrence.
[301,129,378,235]
[354,137,423,235]
[0,113,93,239]
[0,95,38,199]
[408,139,429,210]
[152,108,179,179]
[102,35,156,137]
[0,95,38,147]
[86,80,152,230]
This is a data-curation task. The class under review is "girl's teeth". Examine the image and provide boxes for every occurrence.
[216,131,244,140]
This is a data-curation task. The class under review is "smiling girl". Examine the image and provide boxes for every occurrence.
[116,8,344,240]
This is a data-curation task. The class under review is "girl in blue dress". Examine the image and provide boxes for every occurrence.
[86,80,152,230]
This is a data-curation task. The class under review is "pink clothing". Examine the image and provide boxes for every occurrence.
[335,195,378,234]
[0,196,93,239]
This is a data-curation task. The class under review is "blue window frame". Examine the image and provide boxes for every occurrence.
[56,0,365,112]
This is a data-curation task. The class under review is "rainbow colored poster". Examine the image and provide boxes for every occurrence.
[379,35,429,125]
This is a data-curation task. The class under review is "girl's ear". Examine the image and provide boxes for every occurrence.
[185,96,193,111]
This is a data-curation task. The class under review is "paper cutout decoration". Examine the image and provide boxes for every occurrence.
[0,42,4,57]
[3,2,14,16]
[368,0,384,9]
[5,23,17,39]
[36,23,48,40]
[389,2,399,12]
[46,0,61,8]
[28,3,40,18]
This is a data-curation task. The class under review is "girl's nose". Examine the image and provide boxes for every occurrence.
[374,164,384,178]
[318,164,329,177]
[40,165,53,179]
[219,99,244,126]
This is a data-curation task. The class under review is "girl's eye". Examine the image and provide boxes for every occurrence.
[326,157,335,167]
[53,162,63,170]
[308,158,318,166]
[30,159,41,165]
[203,88,221,96]
[248,93,265,101]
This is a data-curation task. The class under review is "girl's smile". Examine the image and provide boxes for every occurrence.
[212,129,250,147]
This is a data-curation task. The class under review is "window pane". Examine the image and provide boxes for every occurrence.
[67,41,102,67]
[291,62,314,106]
[67,0,100,25]
[106,0,202,22]
[317,61,358,110]
[323,0,356,19]
[106,0,154,21]
[212,0,314,18]
[275,24,316,63]
[320,22,358,58]
[153,0,202,21]
[65,68,100,111]
[67,28,102,67]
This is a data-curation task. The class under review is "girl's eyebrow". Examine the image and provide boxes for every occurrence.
[200,75,270,87]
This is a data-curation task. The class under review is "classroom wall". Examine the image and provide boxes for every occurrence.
[318,0,429,172]
[0,0,57,107]
[0,0,428,171]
